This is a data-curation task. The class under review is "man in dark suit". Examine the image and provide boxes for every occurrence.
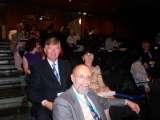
[29,36,72,120]
[53,64,140,120]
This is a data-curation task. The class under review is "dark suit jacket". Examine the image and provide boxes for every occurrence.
[53,87,126,120]
[29,59,72,104]
[140,49,155,64]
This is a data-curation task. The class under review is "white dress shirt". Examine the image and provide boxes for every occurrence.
[73,86,96,120]
[130,60,150,92]
[47,59,60,80]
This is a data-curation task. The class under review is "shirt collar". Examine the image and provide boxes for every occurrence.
[47,59,58,68]
[72,86,85,99]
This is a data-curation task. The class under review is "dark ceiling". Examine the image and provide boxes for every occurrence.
[1,0,123,14]
[1,0,160,36]
[1,0,160,15]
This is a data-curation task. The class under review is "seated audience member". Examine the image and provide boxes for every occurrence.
[23,39,43,76]
[141,40,155,76]
[130,51,150,93]
[53,64,140,120]
[29,25,40,40]
[105,37,120,51]
[22,39,44,119]
[82,50,115,98]
[105,37,114,50]
[29,37,72,120]
[141,41,154,63]
[66,29,80,48]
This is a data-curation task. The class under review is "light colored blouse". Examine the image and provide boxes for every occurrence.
[89,65,106,91]
[130,60,150,92]
[89,65,116,98]
[130,60,149,86]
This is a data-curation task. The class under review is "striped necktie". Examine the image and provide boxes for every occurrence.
[52,63,61,85]
[85,96,102,120]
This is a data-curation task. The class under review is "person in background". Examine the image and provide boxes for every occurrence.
[29,36,72,120]
[105,37,120,51]
[12,23,26,71]
[23,39,43,75]
[130,51,150,93]
[82,50,115,98]
[105,37,114,50]
[22,39,43,120]
[82,50,141,120]
[141,40,155,76]
[30,25,40,40]
[53,64,140,120]
[66,29,80,48]
[16,22,27,57]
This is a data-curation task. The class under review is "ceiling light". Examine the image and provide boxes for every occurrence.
[83,12,87,16]
[78,18,82,25]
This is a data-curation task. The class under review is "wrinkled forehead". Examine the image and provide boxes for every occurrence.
[75,70,91,78]
[73,65,91,76]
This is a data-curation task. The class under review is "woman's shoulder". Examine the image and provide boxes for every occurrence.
[94,65,100,69]
[93,65,101,72]
[24,52,31,58]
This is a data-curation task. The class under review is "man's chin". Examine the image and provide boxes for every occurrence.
[77,88,89,95]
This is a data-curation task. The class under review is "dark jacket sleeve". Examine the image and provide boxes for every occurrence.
[65,60,72,88]
[29,64,45,103]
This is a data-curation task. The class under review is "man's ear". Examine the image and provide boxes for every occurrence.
[71,74,75,83]
[44,47,46,54]
[81,56,84,62]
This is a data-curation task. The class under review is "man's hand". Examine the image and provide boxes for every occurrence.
[126,100,140,114]
[41,100,54,111]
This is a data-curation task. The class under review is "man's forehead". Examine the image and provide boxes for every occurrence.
[75,72,91,77]
[45,43,60,47]
[74,67,91,76]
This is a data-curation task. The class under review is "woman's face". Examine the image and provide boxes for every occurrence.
[35,42,41,51]
[83,52,94,64]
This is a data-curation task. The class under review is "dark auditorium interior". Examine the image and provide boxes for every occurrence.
[0,0,160,120]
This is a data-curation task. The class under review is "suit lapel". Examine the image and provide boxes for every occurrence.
[43,60,60,85]
[87,91,106,120]
[68,87,85,120]
[67,88,106,120]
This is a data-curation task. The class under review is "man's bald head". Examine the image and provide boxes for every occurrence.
[71,64,92,94]
[72,64,91,75]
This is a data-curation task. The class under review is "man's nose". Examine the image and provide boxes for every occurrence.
[83,79,90,84]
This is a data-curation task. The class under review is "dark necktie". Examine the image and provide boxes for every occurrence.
[85,96,102,120]
[52,64,61,85]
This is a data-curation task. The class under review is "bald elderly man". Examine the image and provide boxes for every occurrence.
[53,64,140,120]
